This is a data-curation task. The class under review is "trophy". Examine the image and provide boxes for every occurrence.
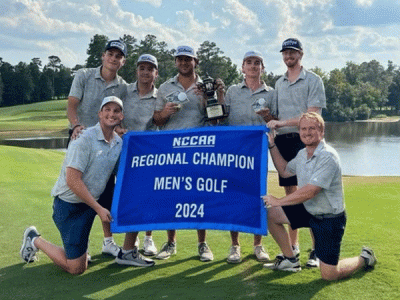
[166,91,189,109]
[198,74,228,121]
[252,98,268,112]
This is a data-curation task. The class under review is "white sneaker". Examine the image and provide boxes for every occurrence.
[263,256,301,272]
[102,240,121,257]
[135,236,140,248]
[115,247,155,267]
[227,245,241,263]
[20,226,40,263]
[143,236,157,256]
[198,242,214,262]
[306,249,319,268]
[155,242,176,260]
[360,247,377,269]
[276,245,300,260]
[254,245,270,262]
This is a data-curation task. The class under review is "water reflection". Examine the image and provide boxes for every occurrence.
[0,137,68,149]
[1,122,399,176]
[268,121,400,176]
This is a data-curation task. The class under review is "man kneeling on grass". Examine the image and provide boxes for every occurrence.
[20,96,154,274]
[263,112,376,280]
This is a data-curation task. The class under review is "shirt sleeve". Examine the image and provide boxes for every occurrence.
[65,134,91,173]
[68,69,86,100]
[155,85,166,111]
[307,74,326,109]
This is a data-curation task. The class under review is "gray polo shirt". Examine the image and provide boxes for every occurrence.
[123,82,157,131]
[286,140,345,215]
[69,66,128,127]
[155,74,206,130]
[51,123,122,204]
[275,68,326,135]
[224,81,277,126]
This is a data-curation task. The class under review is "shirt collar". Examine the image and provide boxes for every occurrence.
[95,122,120,147]
[307,139,326,160]
[239,80,272,93]
[131,81,157,99]
[95,66,120,86]
[283,67,306,83]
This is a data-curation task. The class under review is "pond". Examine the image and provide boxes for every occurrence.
[268,121,400,176]
[1,121,399,176]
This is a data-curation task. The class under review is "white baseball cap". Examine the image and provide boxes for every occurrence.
[175,45,197,59]
[99,96,124,111]
[137,54,158,69]
[243,50,264,64]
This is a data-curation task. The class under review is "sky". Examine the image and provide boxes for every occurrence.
[1,0,399,75]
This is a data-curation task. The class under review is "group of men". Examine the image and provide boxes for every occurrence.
[20,37,376,280]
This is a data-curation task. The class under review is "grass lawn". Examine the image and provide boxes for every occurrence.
[0,100,69,138]
[1,145,399,300]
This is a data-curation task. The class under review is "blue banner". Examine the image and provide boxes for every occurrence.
[111,126,269,235]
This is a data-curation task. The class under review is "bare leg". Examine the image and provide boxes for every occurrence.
[123,232,139,250]
[267,206,295,257]
[320,257,365,281]
[102,221,112,238]
[197,230,206,243]
[284,185,299,247]
[230,231,239,246]
[254,234,262,246]
[167,230,176,243]
[34,237,87,275]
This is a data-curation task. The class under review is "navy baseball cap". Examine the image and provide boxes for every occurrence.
[105,40,127,57]
[280,38,303,52]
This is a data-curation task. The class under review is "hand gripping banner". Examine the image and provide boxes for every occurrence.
[111,125,269,235]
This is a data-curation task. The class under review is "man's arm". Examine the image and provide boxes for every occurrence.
[67,96,85,139]
[66,167,112,223]
[267,106,321,130]
[267,131,294,178]
[264,184,322,207]
[153,102,179,126]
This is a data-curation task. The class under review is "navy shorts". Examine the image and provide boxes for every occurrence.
[274,133,305,187]
[97,174,115,211]
[52,196,97,260]
[282,204,346,265]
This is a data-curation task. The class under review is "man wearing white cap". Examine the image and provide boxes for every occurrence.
[114,54,159,266]
[267,38,326,268]
[19,97,152,274]
[152,45,214,262]
[221,50,277,263]
[67,39,129,257]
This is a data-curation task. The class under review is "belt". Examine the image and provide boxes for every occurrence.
[313,211,345,220]
[277,132,299,138]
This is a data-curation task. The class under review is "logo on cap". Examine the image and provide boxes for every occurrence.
[105,40,127,56]
[175,46,196,58]
[137,54,158,68]
[280,38,303,52]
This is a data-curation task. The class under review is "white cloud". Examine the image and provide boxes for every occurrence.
[130,0,163,8]
[223,0,264,35]
[211,12,231,28]
[175,10,216,37]
[355,0,375,7]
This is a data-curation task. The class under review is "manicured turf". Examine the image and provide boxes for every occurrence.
[0,100,68,138]
[1,145,399,299]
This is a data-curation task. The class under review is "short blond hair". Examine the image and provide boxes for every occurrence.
[299,112,325,132]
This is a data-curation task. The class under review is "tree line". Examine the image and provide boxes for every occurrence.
[1,34,399,121]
